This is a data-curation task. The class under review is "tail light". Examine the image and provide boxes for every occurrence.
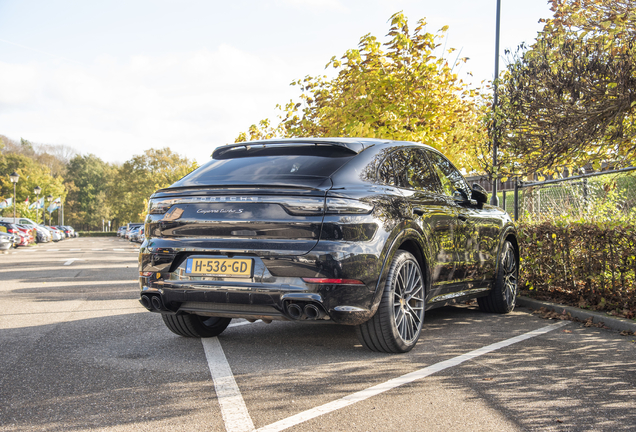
[147,196,373,216]
[325,198,373,215]
[302,278,365,285]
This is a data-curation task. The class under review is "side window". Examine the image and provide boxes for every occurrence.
[426,150,470,198]
[406,149,442,193]
[377,149,409,187]
[377,155,395,186]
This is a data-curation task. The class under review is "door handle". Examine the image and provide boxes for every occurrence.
[413,207,425,216]
[458,214,468,222]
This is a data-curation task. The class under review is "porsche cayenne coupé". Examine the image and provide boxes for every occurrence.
[138,138,519,353]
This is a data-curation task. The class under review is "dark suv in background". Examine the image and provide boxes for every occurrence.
[139,138,518,353]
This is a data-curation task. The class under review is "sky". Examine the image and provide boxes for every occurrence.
[0,0,553,166]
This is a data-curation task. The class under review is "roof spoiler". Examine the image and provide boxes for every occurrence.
[212,140,373,159]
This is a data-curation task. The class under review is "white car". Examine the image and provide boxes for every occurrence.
[0,232,14,250]
[34,225,52,243]
[45,226,63,241]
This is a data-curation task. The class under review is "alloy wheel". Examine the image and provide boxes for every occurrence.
[392,259,424,344]
[501,243,518,308]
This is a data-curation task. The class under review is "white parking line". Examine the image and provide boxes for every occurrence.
[202,337,256,432]
[113,249,125,251]
[203,320,569,432]
[47,249,60,251]
[257,321,570,432]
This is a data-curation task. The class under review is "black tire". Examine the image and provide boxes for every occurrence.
[162,313,232,338]
[478,240,518,313]
[356,250,425,353]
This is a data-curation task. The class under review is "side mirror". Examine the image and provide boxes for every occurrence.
[452,190,468,202]
[471,183,488,204]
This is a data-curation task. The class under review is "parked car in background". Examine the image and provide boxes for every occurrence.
[53,226,68,239]
[125,223,143,239]
[54,226,69,238]
[0,231,14,250]
[12,226,32,246]
[0,222,21,247]
[136,226,145,244]
[117,226,126,237]
[60,226,77,237]
[0,221,19,235]
[0,217,40,228]
[15,225,36,245]
[45,226,63,241]
[139,138,519,353]
[33,225,51,243]
[128,226,142,242]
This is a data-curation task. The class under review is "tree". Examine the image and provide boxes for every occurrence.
[0,153,65,221]
[63,154,111,229]
[494,0,636,175]
[111,148,198,223]
[235,12,487,171]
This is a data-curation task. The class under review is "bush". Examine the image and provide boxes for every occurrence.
[519,221,636,318]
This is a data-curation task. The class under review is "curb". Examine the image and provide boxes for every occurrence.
[517,296,636,334]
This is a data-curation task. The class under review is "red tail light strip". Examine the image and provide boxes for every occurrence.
[302,278,364,285]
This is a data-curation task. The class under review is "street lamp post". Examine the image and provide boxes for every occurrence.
[46,194,53,226]
[34,186,41,225]
[9,172,19,224]
[490,0,502,207]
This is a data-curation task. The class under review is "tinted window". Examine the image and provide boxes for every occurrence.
[405,149,442,193]
[174,147,355,186]
[378,148,442,193]
[426,151,470,198]
[378,149,409,187]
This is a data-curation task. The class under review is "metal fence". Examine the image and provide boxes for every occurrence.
[470,167,636,221]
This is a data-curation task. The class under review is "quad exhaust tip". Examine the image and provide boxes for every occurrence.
[304,304,325,320]
[140,295,152,310]
[151,296,164,311]
[286,302,327,320]
[140,294,166,311]
[287,303,303,320]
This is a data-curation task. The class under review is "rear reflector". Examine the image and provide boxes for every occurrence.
[302,278,364,285]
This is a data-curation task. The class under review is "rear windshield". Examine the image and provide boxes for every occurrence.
[173,147,355,187]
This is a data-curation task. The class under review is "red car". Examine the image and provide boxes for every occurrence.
[15,225,35,246]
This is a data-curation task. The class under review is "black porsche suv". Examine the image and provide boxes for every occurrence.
[139,138,518,353]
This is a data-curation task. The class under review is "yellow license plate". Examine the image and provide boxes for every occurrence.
[185,258,253,277]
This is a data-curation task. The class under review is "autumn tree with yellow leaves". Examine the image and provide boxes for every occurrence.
[235,12,487,171]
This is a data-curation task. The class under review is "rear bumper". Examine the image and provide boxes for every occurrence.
[139,246,382,325]
[140,279,376,325]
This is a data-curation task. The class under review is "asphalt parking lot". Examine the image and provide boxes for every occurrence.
[1,238,635,432]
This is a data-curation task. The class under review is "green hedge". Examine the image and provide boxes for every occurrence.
[519,221,636,317]
[77,231,118,237]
